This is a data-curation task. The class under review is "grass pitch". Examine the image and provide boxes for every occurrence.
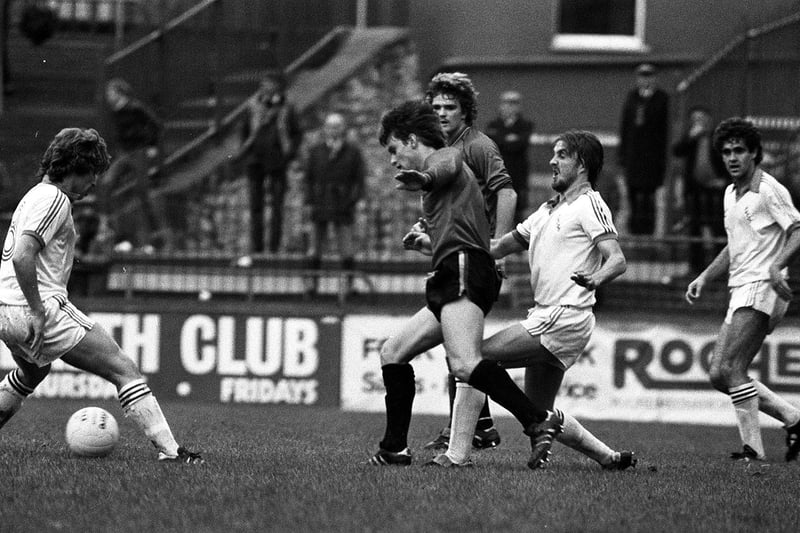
[1,399,798,533]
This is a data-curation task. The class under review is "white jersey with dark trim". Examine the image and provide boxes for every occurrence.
[724,169,800,287]
[0,182,75,305]
[515,188,617,308]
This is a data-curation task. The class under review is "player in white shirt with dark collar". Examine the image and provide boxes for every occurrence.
[430,130,634,469]
[686,117,800,462]
[0,127,202,463]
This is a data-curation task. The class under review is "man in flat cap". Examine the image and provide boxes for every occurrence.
[618,63,670,235]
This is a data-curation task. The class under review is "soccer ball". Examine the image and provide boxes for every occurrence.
[65,407,120,458]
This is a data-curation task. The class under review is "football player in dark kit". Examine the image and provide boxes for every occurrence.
[368,100,561,469]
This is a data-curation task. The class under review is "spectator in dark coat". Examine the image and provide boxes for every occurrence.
[305,112,366,294]
[241,73,302,253]
[486,90,534,222]
[100,77,165,251]
[618,63,670,235]
[673,106,727,274]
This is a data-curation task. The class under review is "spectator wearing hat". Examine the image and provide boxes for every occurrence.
[486,91,535,222]
[618,63,670,235]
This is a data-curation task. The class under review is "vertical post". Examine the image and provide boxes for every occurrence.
[114,0,126,52]
[743,32,754,116]
[356,0,368,28]
[211,0,223,132]
[0,0,8,113]
[156,0,167,120]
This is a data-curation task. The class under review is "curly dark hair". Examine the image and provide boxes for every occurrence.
[712,117,763,165]
[37,128,111,182]
[379,101,446,149]
[554,130,604,186]
[424,72,479,126]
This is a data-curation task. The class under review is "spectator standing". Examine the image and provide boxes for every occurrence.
[101,78,165,251]
[618,63,670,235]
[240,74,302,253]
[486,90,534,223]
[305,113,366,294]
[672,106,727,275]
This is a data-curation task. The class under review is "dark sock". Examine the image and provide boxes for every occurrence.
[467,360,546,432]
[476,398,494,431]
[379,363,415,452]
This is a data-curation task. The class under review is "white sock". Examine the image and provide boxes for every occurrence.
[729,382,765,458]
[445,382,484,464]
[752,379,800,427]
[118,379,179,457]
[555,409,615,465]
[0,369,33,429]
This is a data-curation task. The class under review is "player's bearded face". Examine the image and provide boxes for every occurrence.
[549,140,580,193]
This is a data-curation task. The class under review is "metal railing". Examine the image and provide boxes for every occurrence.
[68,233,742,314]
[674,10,800,190]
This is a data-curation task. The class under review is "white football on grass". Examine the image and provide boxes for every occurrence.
[65,407,119,458]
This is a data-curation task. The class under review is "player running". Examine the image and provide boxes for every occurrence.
[686,117,800,462]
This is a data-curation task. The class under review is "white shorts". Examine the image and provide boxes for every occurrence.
[725,280,788,333]
[0,295,94,367]
[520,305,595,370]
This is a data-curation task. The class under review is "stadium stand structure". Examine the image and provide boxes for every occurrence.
[2,2,799,315]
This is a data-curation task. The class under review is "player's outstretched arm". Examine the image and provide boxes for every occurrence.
[394,169,432,191]
[571,238,626,290]
[397,146,462,191]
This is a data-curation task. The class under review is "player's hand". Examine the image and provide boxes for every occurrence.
[402,231,432,255]
[26,308,46,355]
[495,257,508,279]
[411,217,428,233]
[571,271,596,290]
[685,276,704,304]
[769,264,793,301]
[394,170,429,191]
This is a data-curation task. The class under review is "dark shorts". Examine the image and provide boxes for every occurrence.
[426,248,501,321]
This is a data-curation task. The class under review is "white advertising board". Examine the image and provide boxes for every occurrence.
[341,314,800,426]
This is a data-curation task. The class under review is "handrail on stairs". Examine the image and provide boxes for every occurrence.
[104,0,217,66]
[676,9,800,95]
[157,25,352,174]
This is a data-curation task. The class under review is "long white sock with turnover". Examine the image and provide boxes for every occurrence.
[445,381,484,464]
[729,381,765,458]
[118,379,180,457]
[0,369,34,429]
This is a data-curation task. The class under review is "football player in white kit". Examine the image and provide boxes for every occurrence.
[0,127,202,463]
[686,117,800,462]
[431,130,635,469]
